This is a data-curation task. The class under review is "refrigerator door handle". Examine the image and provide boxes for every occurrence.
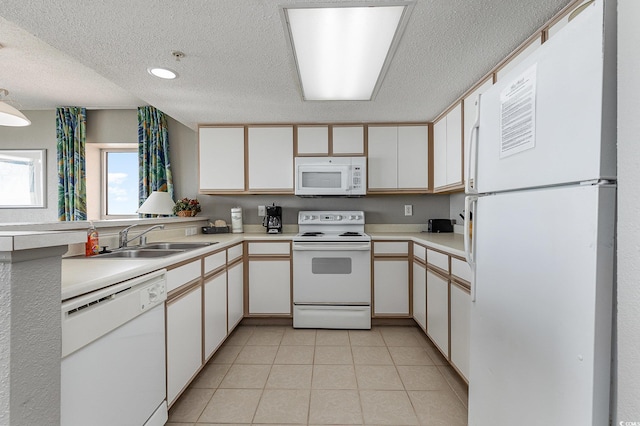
[465,94,481,195]
[464,195,478,301]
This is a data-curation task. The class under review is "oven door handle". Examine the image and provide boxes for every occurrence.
[292,243,371,251]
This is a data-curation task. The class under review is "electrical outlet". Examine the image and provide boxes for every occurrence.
[404,205,413,216]
[184,226,197,236]
[258,205,266,216]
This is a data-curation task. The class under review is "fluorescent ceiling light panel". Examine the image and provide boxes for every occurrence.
[283,3,411,101]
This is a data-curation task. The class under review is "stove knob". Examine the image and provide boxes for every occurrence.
[335,215,342,220]
[349,215,356,220]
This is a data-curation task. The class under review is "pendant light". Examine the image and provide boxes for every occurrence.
[0,89,31,127]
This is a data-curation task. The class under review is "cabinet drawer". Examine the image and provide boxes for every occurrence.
[248,242,290,256]
[167,260,201,292]
[413,244,426,262]
[373,241,409,256]
[451,257,472,284]
[427,249,449,273]
[204,251,226,274]
[227,244,243,263]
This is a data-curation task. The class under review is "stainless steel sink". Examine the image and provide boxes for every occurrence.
[141,242,217,250]
[94,249,183,259]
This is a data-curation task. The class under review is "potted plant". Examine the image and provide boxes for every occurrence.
[173,197,201,217]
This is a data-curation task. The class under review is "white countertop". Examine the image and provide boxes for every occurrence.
[61,230,465,301]
[0,230,86,252]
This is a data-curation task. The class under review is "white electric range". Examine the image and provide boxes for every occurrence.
[292,211,371,329]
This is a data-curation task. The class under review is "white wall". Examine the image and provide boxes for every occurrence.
[615,0,640,421]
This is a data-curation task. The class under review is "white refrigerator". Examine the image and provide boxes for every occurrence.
[464,1,616,425]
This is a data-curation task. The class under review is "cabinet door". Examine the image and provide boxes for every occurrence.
[332,125,364,155]
[426,270,449,356]
[462,78,493,186]
[367,126,398,189]
[167,287,202,405]
[398,125,429,189]
[445,103,463,187]
[297,125,329,155]
[248,260,291,314]
[373,259,409,315]
[199,127,245,191]
[247,126,294,191]
[412,261,427,330]
[227,261,244,333]
[433,119,447,189]
[204,272,227,360]
[450,283,470,381]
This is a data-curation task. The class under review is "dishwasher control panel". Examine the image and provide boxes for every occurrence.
[140,280,167,310]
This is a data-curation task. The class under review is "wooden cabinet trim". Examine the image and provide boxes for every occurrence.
[451,279,471,293]
[203,265,226,281]
[167,278,202,304]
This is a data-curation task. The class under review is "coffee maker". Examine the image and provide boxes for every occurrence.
[263,204,282,234]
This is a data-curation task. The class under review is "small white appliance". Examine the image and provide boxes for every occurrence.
[464,1,615,425]
[294,156,366,196]
[61,270,168,426]
[293,210,371,329]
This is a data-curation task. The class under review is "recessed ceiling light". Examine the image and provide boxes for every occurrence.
[147,67,178,80]
[281,2,414,101]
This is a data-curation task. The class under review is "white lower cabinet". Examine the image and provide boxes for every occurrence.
[166,286,202,406]
[204,271,227,360]
[248,260,291,315]
[373,259,409,315]
[450,282,471,381]
[426,269,449,356]
[412,261,427,330]
[227,261,244,332]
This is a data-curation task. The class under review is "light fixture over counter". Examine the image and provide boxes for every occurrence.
[0,89,31,127]
[280,2,415,101]
[137,191,175,216]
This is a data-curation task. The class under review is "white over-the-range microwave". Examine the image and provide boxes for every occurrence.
[294,156,366,196]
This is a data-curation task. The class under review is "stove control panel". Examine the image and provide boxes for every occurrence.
[298,211,365,225]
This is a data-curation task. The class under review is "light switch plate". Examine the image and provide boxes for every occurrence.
[258,205,266,216]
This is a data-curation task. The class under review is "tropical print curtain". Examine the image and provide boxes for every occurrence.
[57,107,87,221]
[138,106,174,209]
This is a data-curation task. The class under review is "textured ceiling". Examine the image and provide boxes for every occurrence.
[0,0,572,130]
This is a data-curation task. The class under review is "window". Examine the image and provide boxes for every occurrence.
[101,148,138,217]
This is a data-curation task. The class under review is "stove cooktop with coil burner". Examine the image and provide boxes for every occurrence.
[295,211,369,242]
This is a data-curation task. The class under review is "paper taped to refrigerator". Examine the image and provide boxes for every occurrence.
[499,65,537,158]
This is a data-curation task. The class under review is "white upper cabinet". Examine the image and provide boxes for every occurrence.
[199,127,245,192]
[297,125,329,155]
[368,125,428,192]
[433,103,463,191]
[368,126,398,190]
[332,125,365,155]
[462,78,493,186]
[398,126,429,189]
[247,126,294,192]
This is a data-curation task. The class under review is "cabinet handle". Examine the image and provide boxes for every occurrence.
[464,196,478,301]
[465,94,481,195]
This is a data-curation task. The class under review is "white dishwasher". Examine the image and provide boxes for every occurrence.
[61,269,168,426]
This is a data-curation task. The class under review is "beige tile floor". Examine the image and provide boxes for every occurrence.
[167,325,468,426]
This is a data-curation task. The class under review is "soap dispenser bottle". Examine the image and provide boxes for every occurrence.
[85,222,99,256]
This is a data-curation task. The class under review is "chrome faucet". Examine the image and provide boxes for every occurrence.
[119,224,165,248]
